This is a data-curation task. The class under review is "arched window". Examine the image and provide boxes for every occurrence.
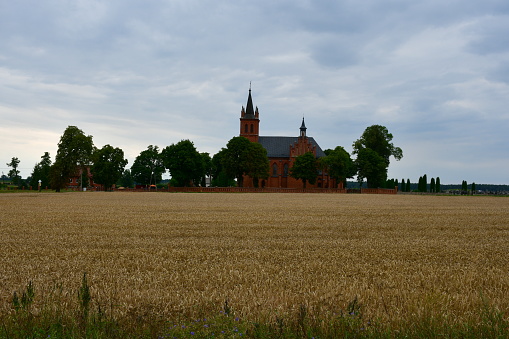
[283,163,289,176]
[250,124,254,133]
[272,163,278,176]
[244,124,248,133]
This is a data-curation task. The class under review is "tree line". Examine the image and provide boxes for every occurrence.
[4,124,405,190]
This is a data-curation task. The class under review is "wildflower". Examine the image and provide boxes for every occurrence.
[190,331,195,335]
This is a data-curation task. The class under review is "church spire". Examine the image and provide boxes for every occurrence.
[300,117,307,138]
[245,85,255,118]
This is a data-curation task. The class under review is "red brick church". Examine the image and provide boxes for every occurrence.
[239,88,336,189]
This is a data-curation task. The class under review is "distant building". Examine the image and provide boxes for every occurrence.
[239,88,335,188]
[68,166,102,190]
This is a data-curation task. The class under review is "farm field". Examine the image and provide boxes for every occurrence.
[0,192,508,333]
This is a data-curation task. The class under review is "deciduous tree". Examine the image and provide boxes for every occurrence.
[321,146,355,188]
[290,152,318,188]
[30,152,52,189]
[50,126,94,192]
[352,125,402,188]
[161,140,204,187]
[7,157,21,186]
[91,145,128,191]
[131,145,165,187]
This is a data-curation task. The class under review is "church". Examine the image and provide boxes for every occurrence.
[239,88,336,189]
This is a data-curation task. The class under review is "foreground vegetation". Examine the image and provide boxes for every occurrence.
[1,193,508,338]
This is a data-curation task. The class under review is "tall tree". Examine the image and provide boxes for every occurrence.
[221,136,269,187]
[352,125,402,188]
[161,140,204,187]
[245,142,269,187]
[401,178,406,192]
[30,152,52,189]
[290,152,318,188]
[131,145,165,186]
[91,145,128,191]
[430,177,436,193]
[423,174,427,192]
[50,126,94,192]
[6,157,21,186]
[471,182,476,194]
[321,146,355,188]
[436,177,441,193]
[355,148,387,188]
[201,152,212,187]
[406,178,411,192]
[462,180,468,192]
[118,169,134,188]
[211,149,235,187]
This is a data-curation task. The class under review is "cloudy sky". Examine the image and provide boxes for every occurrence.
[1,0,508,184]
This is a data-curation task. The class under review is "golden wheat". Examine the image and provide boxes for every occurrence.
[0,192,508,325]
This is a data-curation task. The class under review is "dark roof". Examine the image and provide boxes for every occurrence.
[258,136,326,158]
[244,89,255,118]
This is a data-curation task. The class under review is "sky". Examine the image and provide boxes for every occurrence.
[1,0,508,184]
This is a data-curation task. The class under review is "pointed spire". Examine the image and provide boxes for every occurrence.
[300,117,307,137]
[244,86,255,118]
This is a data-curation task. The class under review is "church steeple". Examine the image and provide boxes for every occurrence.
[300,117,307,138]
[239,85,260,143]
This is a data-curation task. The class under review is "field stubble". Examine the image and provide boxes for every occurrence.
[0,192,508,327]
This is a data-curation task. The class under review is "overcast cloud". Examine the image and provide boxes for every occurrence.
[1,0,508,184]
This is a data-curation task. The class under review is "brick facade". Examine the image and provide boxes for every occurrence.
[239,89,336,189]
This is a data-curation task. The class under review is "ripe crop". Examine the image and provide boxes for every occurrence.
[1,192,508,327]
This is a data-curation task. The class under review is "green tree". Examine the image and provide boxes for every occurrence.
[423,174,427,192]
[30,152,52,189]
[436,177,441,193]
[211,149,235,187]
[245,142,269,187]
[406,178,411,192]
[221,136,269,187]
[430,177,436,193]
[321,146,355,188]
[290,152,318,188]
[131,145,165,186]
[7,157,21,186]
[118,169,134,188]
[462,180,468,192]
[352,125,402,188]
[400,178,406,192]
[50,126,94,192]
[201,152,212,187]
[91,144,128,191]
[161,140,204,187]
[471,182,476,194]
[355,148,387,188]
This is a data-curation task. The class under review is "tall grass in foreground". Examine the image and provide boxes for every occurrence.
[2,279,507,338]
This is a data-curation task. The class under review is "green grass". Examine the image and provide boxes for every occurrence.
[1,279,508,339]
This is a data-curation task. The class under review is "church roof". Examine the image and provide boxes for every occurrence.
[244,89,256,118]
[258,136,326,158]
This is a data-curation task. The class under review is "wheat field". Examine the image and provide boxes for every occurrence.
[0,192,508,326]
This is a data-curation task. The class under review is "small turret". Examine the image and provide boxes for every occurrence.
[300,117,307,138]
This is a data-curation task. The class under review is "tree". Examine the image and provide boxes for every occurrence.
[50,126,94,192]
[401,178,406,192]
[221,136,269,187]
[430,177,436,193]
[131,145,165,186]
[352,125,402,188]
[7,157,21,186]
[406,178,411,192]
[355,148,387,188]
[436,177,441,193]
[118,169,134,188]
[321,146,355,188]
[462,180,468,193]
[471,182,476,194]
[244,142,269,187]
[290,152,318,188]
[91,145,128,191]
[30,152,52,189]
[423,174,427,192]
[211,149,235,187]
[161,140,204,187]
[201,152,212,187]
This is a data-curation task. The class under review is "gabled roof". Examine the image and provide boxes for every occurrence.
[258,136,326,158]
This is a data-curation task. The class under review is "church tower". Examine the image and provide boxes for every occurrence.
[239,86,260,143]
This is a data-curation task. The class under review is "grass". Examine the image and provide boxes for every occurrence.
[0,192,508,337]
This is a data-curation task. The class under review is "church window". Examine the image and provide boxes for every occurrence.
[283,163,289,176]
[250,124,254,133]
[272,163,278,176]
[244,124,248,133]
